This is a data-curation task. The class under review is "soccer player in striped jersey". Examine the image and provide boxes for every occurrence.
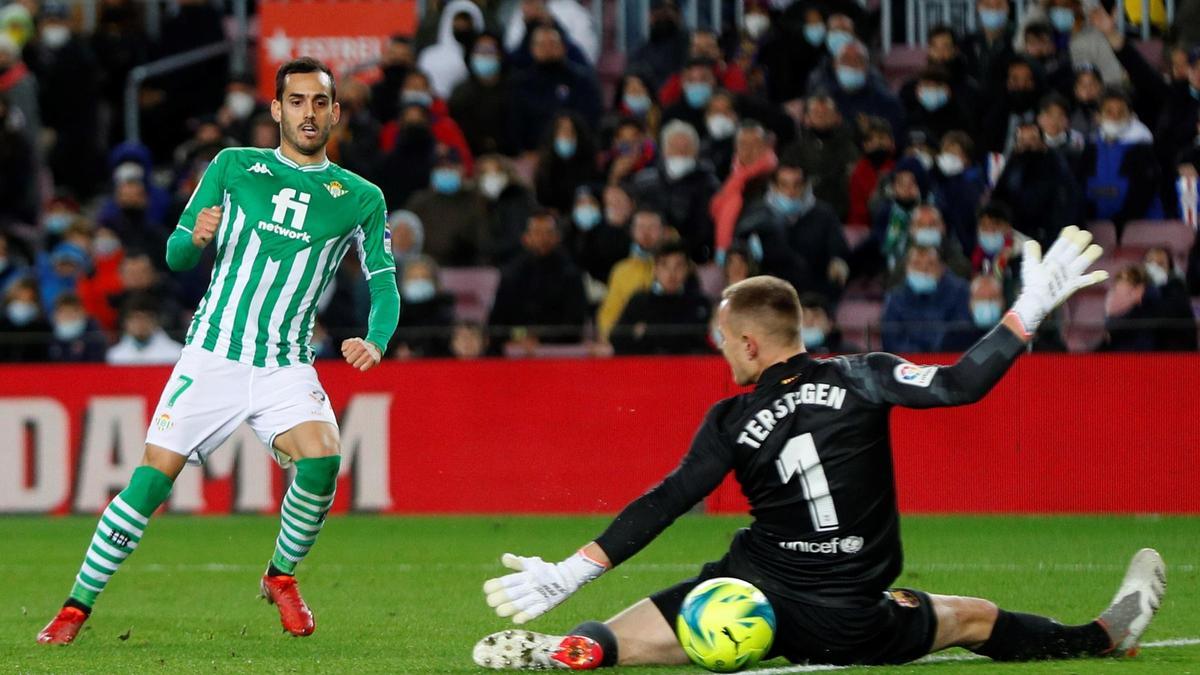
[37,57,400,644]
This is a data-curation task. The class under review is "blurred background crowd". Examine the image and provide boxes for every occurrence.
[1,0,1199,363]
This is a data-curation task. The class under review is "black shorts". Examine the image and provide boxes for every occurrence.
[649,556,937,666]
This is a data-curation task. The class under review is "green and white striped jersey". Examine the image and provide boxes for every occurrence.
[178,147,395,367]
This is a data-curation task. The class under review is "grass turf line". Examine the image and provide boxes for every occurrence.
[0,515,1196,673]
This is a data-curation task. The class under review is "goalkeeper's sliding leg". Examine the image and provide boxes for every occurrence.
[473,549,1166,669]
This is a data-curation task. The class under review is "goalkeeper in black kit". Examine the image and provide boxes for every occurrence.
[472,227,1167,670]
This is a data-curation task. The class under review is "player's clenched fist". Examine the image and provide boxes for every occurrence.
[192,206,222,248]
[341,337,382,372]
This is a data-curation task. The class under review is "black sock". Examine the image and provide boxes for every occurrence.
[974,610,1111,661]
[266,563,289,577]
[569,621,619,667]
[63,598,92,616]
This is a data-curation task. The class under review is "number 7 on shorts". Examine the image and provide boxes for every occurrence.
[167,375,194,408]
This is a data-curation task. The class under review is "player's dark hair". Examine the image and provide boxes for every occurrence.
[721,276,802,346]
[275,57,336,102]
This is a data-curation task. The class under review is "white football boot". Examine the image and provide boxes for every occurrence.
[1097,548,1167,657]
[473,630,602,670]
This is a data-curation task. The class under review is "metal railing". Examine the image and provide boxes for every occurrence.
[124,41,232,144]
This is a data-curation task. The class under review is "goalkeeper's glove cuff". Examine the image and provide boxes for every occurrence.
[564,549,607,588]
[1008,294,1047,337]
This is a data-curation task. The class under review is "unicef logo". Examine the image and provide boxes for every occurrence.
[839,536,864,554]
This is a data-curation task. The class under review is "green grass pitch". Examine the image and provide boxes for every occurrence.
[1,515,1197,673]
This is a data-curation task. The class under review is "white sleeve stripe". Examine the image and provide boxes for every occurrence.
[177,225,194,233]
[364,266,396,279]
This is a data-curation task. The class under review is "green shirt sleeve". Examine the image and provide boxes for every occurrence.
[359,188,400,351]
[167,149,230,271]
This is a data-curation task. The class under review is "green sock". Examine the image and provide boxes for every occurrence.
[271,456,340,575]
[68,466,174,608]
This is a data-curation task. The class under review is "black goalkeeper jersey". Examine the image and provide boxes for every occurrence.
[594,324,1027,608]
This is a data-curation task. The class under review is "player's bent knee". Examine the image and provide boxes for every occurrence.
[932,595,1000,651]
[141,444,188,480]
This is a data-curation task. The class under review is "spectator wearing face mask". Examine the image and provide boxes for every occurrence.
[508,24,602,152]
[1015,0,1123,86]
[418,0,487,98]
[781,94,859,221]
[902,67,975,142]
[628,120,720,264]
[448,32,514,157]
[379,103,438,210]
[390,255,456,359]
[885,205,971,289]
[1079,87,1161,238]
[1142,247,1198,351]
[991,121,1081,249]
[380,70,474,176]
[657,30,747,108]
[661,58,721,134]
[372,36,416,123]
[607,74,661,139]
[603,117,658,186]
[47,293,106,363]
[106,294,182,365]
[0,231,28,295]
[757,4,826,104]
[534,111,600,214]
[570,185,631,288]
[504,0,598,66]
[1019,22,1075,98]
[406,146,489,266]
[476,154,536,266]
[881,245,973,353]
[847,116,896,227]
[215,74,266,145]
[798,292,861,354]
[711,122,777,258]
[610,241,711,356]
[489,209,588,347]
[963,0,1016,91]
[36,240,89,315]
[966,274,1006,342]
[597,207,669,341]
[981,56,1046,154]
[868,156,930,276]
[930,130,987,251]
[906,25,984,113]
[734,163,849,302]
[1038,93,1087,175]
[0,93,35,226]
[627,0,689,92]
[808,41,906,144]
[969,202,1025,297]
[1070,65,1103,138]
[388,210,425,274]
[0,277,50,362]
[700,91,739,180]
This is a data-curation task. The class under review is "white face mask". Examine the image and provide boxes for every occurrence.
[1100,119,1128,140]
[706,115,736,140]
[41,24,70,49]
[664,156,696,180]
[225,91,256,119]
[936,152,964,176]
[479,172,508,200]
[1145,262,1168,287]
[744,13,770,39]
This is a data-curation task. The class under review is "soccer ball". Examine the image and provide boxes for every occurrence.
[675,577,776,672]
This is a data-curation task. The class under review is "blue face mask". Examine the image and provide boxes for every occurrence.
[917,87,949,111]
[978,231,1006,255]
[912,228,942,247]
[54,318,87,341]
[401,90,433,108]
[835,66,866,92]
[978,8,1007,31]
[683,81,713,109]
[747,233,764,262]
[972,300,1003,328]
[803,24,826,47]
[431,168,462,194]
[5,301,38,326]
[826,30,853,56]
[45,213,72,234]
[1049,7,1076,33]
[802,325,826,349]
[470,54,500,79]
[554,137,577,159]
[631,242,651,259]
[767,189,803,217]
[402,278,436,303]
[1189,85,1199,101]
[906,270,938,294]
[624,93,651,115]
[573,204,601,231]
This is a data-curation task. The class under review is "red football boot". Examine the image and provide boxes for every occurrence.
[259,574,315,637]
[37,606,88,645]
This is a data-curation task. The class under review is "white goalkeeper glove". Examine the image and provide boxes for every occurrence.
[483,551,607,624]
[1009,226,1108,336]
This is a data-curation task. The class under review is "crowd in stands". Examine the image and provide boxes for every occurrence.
[2,0,1200,363]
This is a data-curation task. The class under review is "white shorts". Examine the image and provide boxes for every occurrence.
[145,345,339,466]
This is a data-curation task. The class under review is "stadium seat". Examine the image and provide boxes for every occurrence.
[1119,220,1195,257]
[1133,37,1165,72]
[502,342,595,359]
[439,267,501,323]
[1086,221,1117,253]
[836,299,882,351]
[843,224,871,251]
[1064,289,1107,352]
[880,45,926,90]
[695,263,725,300]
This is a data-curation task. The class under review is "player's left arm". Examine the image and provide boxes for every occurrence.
[483,407,736,624]
[343,188,400,371]
[848,227,1108,408]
